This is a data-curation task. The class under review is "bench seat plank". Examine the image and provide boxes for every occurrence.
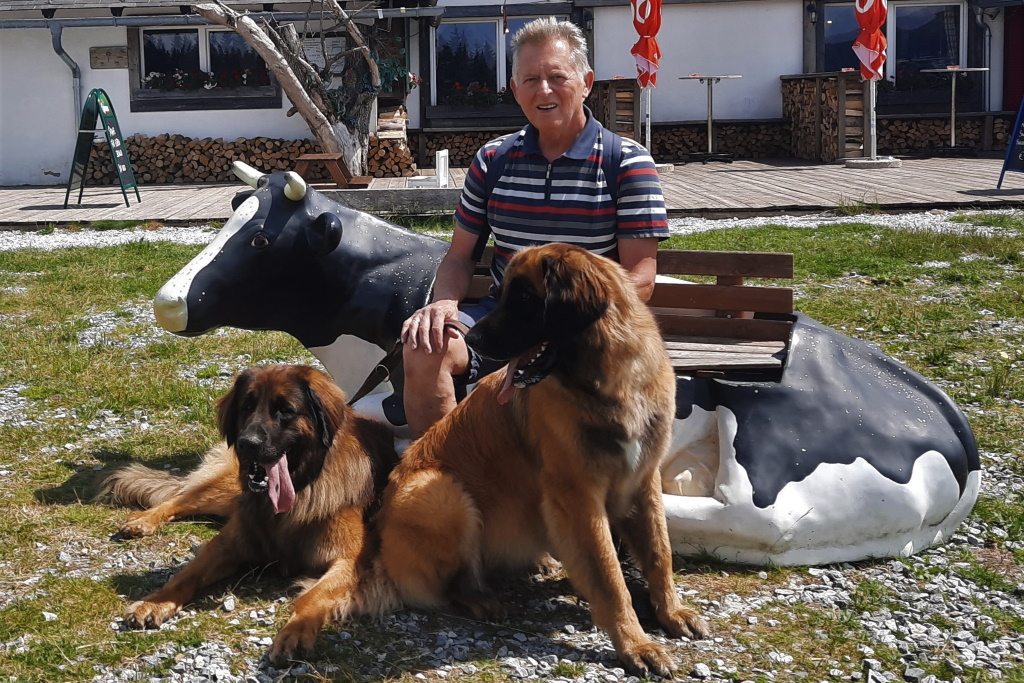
[663,336,787,372]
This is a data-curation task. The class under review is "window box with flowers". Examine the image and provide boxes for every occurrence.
[127,27,281,112]
[426,81,521,119]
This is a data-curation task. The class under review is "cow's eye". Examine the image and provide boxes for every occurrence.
[251,233,269,249]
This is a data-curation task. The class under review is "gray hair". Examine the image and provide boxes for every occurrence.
[510,18,591,83]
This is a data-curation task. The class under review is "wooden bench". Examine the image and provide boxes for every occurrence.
[293,153,372,189]
[468,248,795,380]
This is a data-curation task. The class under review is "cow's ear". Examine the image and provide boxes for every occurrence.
[308,213,343,255]
[230,190,255,212]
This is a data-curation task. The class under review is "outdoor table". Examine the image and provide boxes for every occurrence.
[679,74,742,163]
[919,67,989,156]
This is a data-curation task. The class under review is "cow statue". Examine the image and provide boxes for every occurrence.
[153,161,979,566]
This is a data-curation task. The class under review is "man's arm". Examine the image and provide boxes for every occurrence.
[618,237,659,303]
[401,226,479,352]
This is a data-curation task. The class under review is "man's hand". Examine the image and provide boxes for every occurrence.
[402,299,461,353]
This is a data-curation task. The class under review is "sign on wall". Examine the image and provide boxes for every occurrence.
[997,98,1024,189]
[64,88,141,208]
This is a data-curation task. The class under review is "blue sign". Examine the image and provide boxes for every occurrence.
[998,97,1024,190]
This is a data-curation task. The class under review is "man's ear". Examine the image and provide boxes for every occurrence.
[583,69,595,97]
[541,252,608,342]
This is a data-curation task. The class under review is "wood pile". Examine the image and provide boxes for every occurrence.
[87,132,415,185]
[370,107,417,177]
[651,123,790,160]
[781,78,820,160]
[877,117,1006,154]
[413,131,510,166]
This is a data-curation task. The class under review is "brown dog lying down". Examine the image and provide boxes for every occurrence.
[342,244,709,678]
[99,365,397,663]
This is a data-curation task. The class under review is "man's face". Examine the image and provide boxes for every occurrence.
[510,38,594,138]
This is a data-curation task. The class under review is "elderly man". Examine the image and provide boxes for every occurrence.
[401,18,669,437]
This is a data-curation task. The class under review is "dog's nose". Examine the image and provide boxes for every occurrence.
[236,431,264,457]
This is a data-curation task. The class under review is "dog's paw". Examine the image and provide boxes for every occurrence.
[269,618,318,666]
[119,511,162,538]
[659,606,710,641]
[533,553,563,579]
[124,600,178,629]
[618,640,675,679]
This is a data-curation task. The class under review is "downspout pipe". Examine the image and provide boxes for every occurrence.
[973,4,992,111]
[49,23,81,136]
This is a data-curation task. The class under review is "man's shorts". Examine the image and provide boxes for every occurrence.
[451,295,505,385]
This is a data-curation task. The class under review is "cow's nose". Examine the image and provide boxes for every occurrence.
[153,285,187,332]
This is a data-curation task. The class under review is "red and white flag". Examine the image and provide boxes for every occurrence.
[630,0,662,87]
[853,0,887,81]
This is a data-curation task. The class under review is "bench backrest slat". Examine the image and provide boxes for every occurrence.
[657,250,794,279]
[647,282,793,314]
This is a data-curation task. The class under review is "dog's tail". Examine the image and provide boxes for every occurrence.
[93,464,187,509]
[94,442,236,509]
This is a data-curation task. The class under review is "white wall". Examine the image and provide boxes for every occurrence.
[0,25,309,186]
[593,0,803,122]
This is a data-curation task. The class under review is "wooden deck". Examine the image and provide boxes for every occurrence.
[1,156,1022,227]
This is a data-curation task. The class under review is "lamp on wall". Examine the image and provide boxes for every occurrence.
[806,2,818,24]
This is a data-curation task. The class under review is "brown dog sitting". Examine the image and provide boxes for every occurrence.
[104,365,397,663]
[348,243,709,678]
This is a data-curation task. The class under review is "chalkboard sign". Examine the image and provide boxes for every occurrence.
[64,88,141,208]
[997,97,1024,190]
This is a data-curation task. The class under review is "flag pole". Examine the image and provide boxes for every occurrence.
[866,77,877,160]
[644,86,652,151]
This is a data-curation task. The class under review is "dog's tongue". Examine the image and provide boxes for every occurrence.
[497,355,526,405]
[264,454,295,514]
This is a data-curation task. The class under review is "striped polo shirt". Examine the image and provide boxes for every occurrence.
[454,110,669,286]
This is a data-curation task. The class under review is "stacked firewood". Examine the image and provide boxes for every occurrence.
[369,132,416,177]
[413,131,510,166]
[87,133,415,184]
[370,107,417,177]
[781,78,821,160]
[877,117,1005,154]
[651,123,790,160]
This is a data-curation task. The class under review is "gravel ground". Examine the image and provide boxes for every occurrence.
[1,211,1022,683]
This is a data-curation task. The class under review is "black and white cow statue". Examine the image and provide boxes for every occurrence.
[154,161,980,567]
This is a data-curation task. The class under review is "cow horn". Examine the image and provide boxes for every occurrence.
[283,171,308,201]
[231,161,265,188]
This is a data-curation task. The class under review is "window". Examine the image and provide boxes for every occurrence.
[128,27,280,112]
[824,5,867,72]
[430,16,568,110]
[821,2,971,111]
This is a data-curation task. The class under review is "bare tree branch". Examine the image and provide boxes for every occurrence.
[324,0,381,88]
[194,1,342,153]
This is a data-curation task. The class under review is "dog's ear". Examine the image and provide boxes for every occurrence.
[216,369,252,447]
[301,376,337,450]
[541,251,609,342]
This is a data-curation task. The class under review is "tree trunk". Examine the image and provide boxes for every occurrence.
[194,1,375,174]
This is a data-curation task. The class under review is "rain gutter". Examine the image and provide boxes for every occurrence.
[0,8,445,29]
[972,5,992,111]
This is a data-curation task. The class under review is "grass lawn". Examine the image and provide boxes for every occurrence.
[0,212,1021,682]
